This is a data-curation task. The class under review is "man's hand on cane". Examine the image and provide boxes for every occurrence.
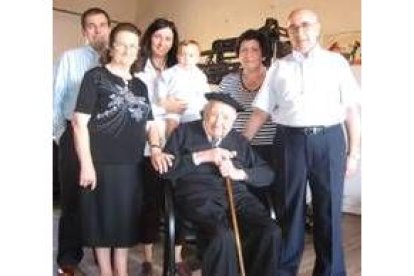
[192,147,237,166]
[218,158,248,181]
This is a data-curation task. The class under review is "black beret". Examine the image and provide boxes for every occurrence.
[205,92,245,112]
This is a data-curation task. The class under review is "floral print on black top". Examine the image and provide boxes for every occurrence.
[94,77,150,137]
[75,66,153,164]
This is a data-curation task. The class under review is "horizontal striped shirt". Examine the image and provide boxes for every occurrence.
[218,72,277,146]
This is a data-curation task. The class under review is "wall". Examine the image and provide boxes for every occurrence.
[54,0,361,62]
[343,65,361,214]
[136,0,361,52]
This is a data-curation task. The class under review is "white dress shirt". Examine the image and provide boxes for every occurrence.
[135,60,167,119]
[135,60,168,156]
[253,44,360,127]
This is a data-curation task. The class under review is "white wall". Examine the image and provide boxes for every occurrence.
[343,65,362,214]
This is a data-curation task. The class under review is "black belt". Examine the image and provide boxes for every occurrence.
[277,125,329,135]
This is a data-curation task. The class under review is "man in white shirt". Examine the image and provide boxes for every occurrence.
[53,7,111,276]
[244,8,361,276]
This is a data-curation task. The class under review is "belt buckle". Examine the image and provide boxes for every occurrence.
[304,127,315,135]
[305,127,322,135]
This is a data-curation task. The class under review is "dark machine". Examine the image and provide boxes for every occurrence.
[198,18,291,84]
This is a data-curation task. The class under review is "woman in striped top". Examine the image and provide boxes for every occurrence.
[218,29,277,166]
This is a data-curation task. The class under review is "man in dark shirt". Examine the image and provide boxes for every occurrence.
[160,92,281,276]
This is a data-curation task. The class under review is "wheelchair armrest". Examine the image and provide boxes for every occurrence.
[163,180,176,276]
[264,191,278,222]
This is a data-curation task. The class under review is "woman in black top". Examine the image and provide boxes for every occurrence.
[72,22,166,276]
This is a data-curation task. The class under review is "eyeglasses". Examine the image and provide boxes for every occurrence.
[113,42,140,51]
[287,21,317,33]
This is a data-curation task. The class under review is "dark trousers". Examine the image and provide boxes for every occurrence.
[53,141,61,204]
[176,190,281,276]
[248,144,274,206]
[138,158,164,244]
[273,124,347,276]
[139,158,187,245]
[56,125,83,266]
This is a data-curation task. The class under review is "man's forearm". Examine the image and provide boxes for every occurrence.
[243,108,269,140]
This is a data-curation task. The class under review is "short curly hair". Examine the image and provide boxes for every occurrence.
[235,29,268,59]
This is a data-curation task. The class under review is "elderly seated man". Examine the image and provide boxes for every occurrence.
[155,92,281,276]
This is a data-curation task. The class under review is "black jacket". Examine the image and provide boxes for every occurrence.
[162,120,275,197]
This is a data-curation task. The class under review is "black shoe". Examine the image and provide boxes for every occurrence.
[57,265,76,276]
[57,265,85,276]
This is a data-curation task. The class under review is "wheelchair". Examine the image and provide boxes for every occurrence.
[162,180,278,276]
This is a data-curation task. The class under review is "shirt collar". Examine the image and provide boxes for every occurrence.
[143,59,159,76]
[202,121,223,147]
[85,44,99,54]
[291,43,322,61]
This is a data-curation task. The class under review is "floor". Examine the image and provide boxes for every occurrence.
[53,210,360,276]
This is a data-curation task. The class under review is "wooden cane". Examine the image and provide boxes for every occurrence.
[225,177,246,276]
